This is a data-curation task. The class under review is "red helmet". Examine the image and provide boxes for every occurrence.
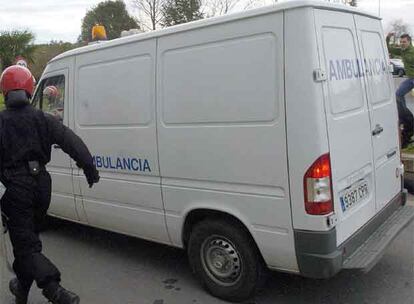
[43,85,59,99]
[0,65,34,97]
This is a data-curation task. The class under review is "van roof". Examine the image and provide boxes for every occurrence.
[52,0,380,63]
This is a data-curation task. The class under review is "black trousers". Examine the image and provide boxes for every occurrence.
[0,168,61,290]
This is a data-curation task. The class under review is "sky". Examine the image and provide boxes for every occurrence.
[0,0,412,44]
[357,0,414,32]
[0,0,110,43]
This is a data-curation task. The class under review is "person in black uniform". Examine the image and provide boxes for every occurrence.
[0,65,100,304]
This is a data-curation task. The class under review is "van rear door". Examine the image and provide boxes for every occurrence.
[314,10,377,244]
[354,15,401,212]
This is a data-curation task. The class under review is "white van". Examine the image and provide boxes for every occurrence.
[32,1,414,301]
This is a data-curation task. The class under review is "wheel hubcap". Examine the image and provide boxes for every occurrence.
[201,236,242,286]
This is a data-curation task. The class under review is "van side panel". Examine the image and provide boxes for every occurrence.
[157,12,297,270]
[285,8,331,232]
[73,40,170,244]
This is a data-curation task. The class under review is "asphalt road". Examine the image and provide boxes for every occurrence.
[1,200,413,304]
[0,77,413,304]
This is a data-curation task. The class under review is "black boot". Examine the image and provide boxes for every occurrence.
[42,283,80,304]
[9,278,30,304]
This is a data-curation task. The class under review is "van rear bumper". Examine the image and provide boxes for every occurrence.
[294,191,414,279]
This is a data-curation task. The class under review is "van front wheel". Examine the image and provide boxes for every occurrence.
[188,219,264,302]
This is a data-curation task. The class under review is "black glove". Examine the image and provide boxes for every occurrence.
[83,165,100,188]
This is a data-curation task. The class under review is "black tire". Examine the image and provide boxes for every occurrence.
[398,69,405,77]
[188,219,264,302]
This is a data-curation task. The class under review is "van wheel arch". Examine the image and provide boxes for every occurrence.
[182,209,267,269]
[182,209,259,252]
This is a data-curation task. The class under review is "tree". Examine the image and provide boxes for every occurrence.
[30,41,75,80]
[333,0,357,5]
[209,0,263,17]
[201,0,260,18]
[131,0,165,30]
[81,0,139,42]
[346,0,357,6]
[162,0,203,27]
[0,30,36,71]
[203,0,242,17]
[389,19,410,39]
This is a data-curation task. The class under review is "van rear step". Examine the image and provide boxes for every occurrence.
[342,205,414,272]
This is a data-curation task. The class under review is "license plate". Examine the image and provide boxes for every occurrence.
[340,180,369,213]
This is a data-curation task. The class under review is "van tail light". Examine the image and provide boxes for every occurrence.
[304,153,333,215]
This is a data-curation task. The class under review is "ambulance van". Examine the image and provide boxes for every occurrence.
[32,1,414,301]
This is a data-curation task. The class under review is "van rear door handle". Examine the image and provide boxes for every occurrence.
[387,150,397,159]
[372,124,384,136]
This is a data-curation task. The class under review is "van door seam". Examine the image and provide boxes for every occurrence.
[154,37,174,244]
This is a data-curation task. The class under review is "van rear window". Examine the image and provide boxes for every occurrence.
[359,31,391,105]
[323,27,365,115]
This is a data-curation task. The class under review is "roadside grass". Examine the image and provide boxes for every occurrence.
[403,142,414,154]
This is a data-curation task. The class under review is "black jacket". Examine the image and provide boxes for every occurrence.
[0,95,94,171]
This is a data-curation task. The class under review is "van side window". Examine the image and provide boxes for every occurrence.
[32,75,65,121]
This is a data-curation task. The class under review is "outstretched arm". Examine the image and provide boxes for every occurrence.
[45,114,99,187]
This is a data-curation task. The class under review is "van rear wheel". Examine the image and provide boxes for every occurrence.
[188,219,264,302]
